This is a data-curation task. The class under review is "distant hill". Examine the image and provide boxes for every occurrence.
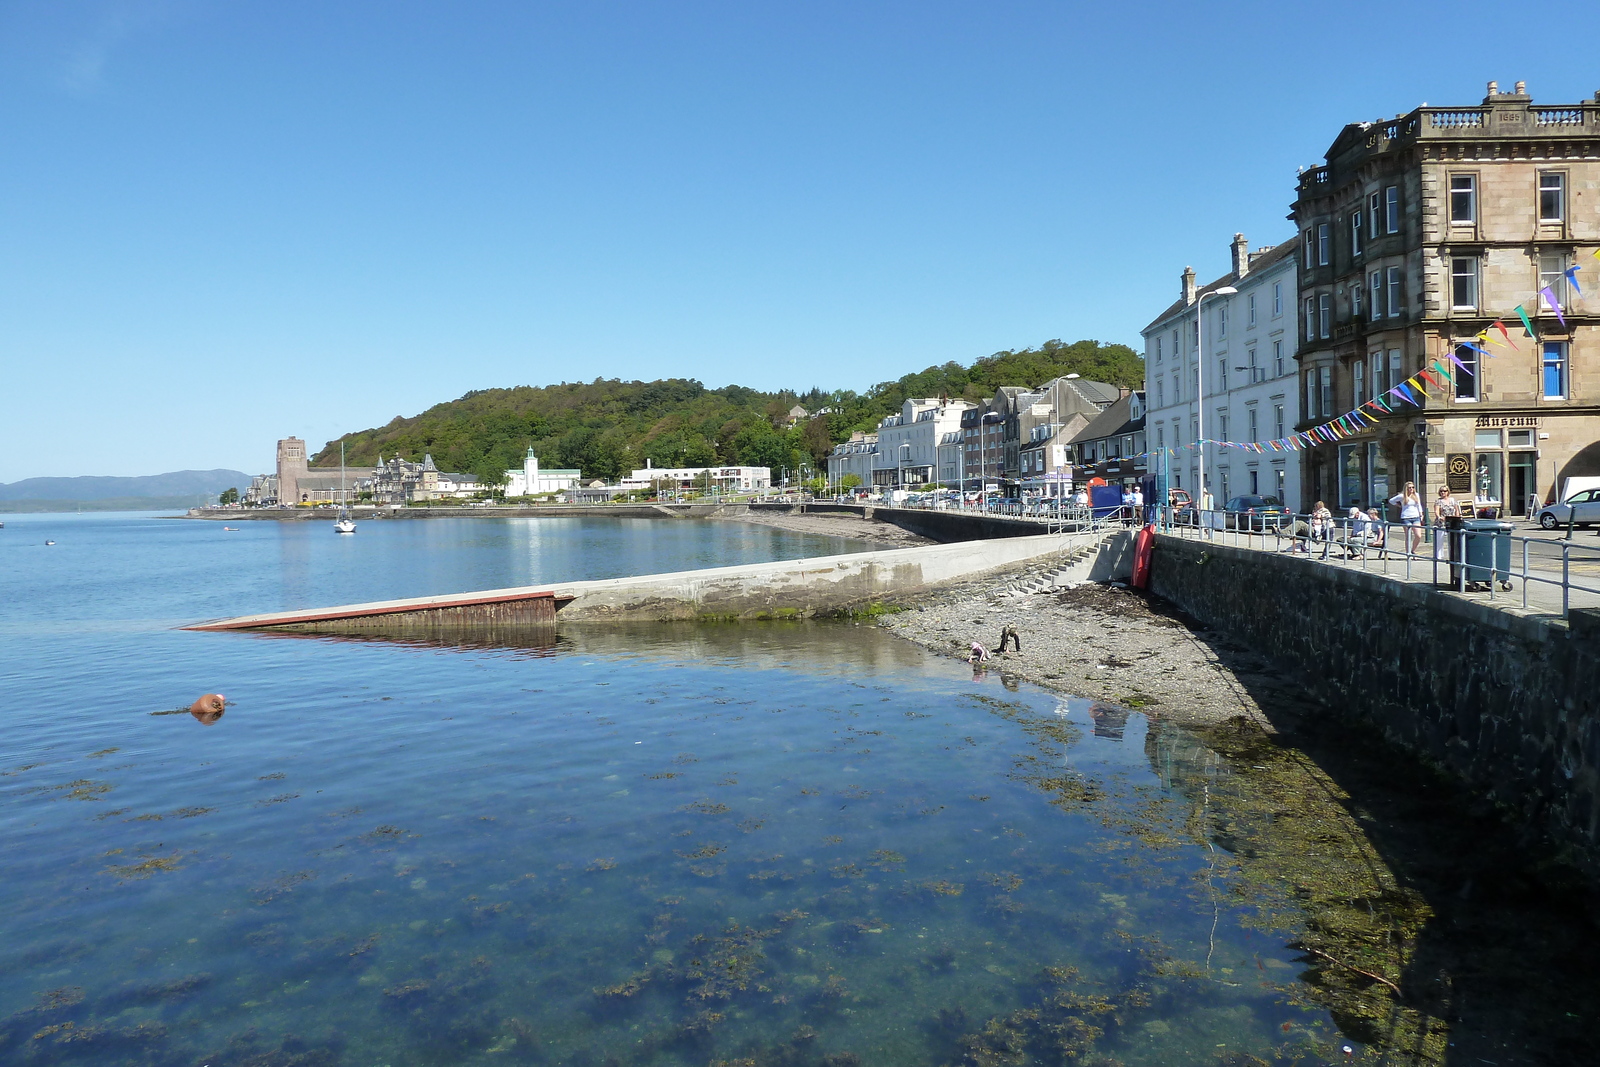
[0,469,251,508]
[312,339,1141,485]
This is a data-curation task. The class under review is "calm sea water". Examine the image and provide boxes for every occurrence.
[2,513,1351,1065]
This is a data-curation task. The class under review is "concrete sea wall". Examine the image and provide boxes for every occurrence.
[1148,533,1600,875]
[190,531,1099,633]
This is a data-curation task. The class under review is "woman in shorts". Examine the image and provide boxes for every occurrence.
[1389,482,1424,557]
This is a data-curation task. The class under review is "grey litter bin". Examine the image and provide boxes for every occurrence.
[1461,518,1513,590]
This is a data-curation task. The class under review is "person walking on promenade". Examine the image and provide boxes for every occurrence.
[1310,500,1333,559]
[1389,482,1424,557]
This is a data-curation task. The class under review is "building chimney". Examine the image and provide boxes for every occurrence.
[1486,80,1498,96]
[1514,80,1526,95]
[1182,266,1196,306]
[1231,233,1249,279]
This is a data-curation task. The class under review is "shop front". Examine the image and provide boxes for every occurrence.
[1464,416,1542,517]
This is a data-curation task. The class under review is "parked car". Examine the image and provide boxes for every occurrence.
[1223,495,1291,530]
[1535,488,1600,530]
[1165,488,1197,525]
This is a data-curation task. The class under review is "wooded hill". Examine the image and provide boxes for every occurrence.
[311,338,1141,487]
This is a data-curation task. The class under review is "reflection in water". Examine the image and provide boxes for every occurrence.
[1088,701,1130,740]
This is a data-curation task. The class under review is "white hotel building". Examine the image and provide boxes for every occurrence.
[1142,234,1303,509]
[827,398,975,489]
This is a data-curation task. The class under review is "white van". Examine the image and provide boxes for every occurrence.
[1558,476,1600,503]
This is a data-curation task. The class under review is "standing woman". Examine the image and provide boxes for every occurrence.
[1310,500,1333,559]
[1433,485,1462,559]
[1388,481,1424,557]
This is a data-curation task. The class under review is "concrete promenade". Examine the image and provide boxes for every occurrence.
[189,529,1106,633]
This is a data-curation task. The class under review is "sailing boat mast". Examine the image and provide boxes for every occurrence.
[335,441,357,533]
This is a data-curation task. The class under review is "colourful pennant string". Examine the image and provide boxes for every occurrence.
[1515,304,1539,340]
[1563,265,1583,298]
[1540,286,1568,327]
[1491,320,1519,351]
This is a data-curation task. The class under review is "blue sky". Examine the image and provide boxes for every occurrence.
[3,1,1598,480]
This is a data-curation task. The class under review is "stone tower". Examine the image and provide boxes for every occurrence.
[276,437,309,504]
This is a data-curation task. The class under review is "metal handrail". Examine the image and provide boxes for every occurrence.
[1155,507,1600,619]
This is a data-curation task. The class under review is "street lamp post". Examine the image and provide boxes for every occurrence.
[1195,285,1238,516]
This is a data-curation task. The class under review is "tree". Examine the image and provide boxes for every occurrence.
[472,462,509,498]
[218,487,239,506]
[306,338,1143,484]
[840,473,862,490]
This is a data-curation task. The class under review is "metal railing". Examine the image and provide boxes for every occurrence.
[1156,507,1600,619]
[828,495,1148,534]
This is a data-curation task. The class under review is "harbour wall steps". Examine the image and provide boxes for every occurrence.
[188,530,1114,635]
[1149,533,1600,878]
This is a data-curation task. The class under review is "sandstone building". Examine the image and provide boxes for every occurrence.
[1292,82,1600,514]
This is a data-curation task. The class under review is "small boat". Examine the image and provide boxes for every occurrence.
[44,540,55,546]
[334,442,357,534]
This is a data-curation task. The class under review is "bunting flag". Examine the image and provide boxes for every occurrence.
[1564,265,1584,298]
[1540,286,1568,327]
[1515,304,1539,340]
[1492,320,1520,350]
[1459,342,1493,359]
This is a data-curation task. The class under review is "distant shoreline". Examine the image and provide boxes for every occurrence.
[0,497,220,514]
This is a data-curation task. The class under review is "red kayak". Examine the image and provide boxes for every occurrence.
[1130,524,1155,589]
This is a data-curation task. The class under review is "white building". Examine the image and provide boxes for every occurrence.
[871,398,974,487]
[937,429,965,487]
[826,432,879,488]
[620,465,771,492]
[504,448,584,497]
[1142,234,1302,508]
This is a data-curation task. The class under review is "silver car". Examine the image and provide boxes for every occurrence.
[1535,488,1600,529]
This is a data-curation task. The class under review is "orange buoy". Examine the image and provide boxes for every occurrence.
[188,693,227,724]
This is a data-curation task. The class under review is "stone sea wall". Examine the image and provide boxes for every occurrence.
[1148,533,1600,876]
